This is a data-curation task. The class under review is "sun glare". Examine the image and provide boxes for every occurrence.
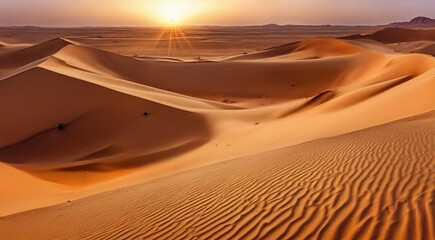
[148,0,206,26]
[157,2,189,25]
[164,5,181,24]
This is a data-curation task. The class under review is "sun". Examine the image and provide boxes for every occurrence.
[157,2,189,26]
[164,4,182,24]
[148,0,206,26]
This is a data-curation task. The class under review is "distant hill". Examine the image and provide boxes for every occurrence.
[387,16,435,27]
[261,23,281,28]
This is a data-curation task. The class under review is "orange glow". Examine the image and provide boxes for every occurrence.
[151,26,197,56]
[147,0,205,26]
[1,0,432,27]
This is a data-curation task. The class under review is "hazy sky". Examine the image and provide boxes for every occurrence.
[1,0,434,26]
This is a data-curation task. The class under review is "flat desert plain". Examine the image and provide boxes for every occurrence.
[0,26,434,240]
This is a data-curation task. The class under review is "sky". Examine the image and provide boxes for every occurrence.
[0,0,434,26]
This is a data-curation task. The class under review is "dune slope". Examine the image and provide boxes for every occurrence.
[1,112,433,240]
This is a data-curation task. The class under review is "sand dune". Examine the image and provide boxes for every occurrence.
[0,38,76,71]
[227,38,367,61]
[0,62,213,169]
[1,38,433,168]
[0,30,434,239]
[1,112,434,240]
[412,43,435,55]
[343,28,435,43]
[341,28,435,56]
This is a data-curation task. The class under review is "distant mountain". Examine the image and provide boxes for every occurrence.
[261,23,282,28]
[387,16,435,27]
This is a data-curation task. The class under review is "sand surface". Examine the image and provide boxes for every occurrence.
[1,112,434,239]
[0,27,434,239]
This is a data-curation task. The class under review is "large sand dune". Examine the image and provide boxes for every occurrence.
[342,28,435,43]
[1,112,434,240]
[0,27,434,239]
[342,28,435,56]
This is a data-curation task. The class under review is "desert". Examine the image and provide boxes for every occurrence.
[0,2,434,239]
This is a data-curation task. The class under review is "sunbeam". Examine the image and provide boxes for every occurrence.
[150,26,197,57]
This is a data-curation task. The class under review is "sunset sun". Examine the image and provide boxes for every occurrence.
[146,0,207,26]
[156,1,191,25]
[164,5,182,24]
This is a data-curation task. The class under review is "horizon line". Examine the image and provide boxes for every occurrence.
[0,23,418,29]
[0,16,433,29]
